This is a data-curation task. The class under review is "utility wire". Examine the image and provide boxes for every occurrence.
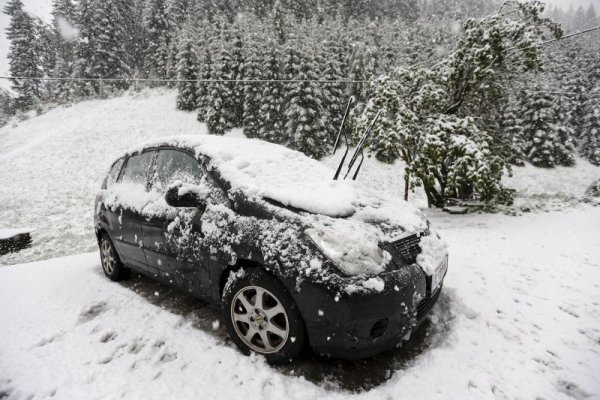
[0,76,370,84]
[0,19,597,86]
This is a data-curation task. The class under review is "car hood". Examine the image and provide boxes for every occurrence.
[257,183,447,279]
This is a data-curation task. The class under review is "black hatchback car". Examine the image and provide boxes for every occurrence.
[94,135,448,362]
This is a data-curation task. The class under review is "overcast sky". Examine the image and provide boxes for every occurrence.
[546,0,597,8]
[0,0,598,91]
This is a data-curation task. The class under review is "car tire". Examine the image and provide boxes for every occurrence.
[222,268,306,363]
[99,234,127,281]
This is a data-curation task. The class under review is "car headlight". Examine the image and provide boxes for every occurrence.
[304,227,390,275]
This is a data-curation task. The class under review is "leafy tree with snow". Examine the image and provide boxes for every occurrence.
[521,88,575,168]
[357,1,562,206]
[579,87,600,165]
[175,31,199,111]
[408,115,505,206]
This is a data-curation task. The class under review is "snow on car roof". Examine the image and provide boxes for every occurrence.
[131,135,358,217]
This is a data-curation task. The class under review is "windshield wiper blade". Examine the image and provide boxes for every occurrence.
[332,96,355,180]
[344,110,382,180]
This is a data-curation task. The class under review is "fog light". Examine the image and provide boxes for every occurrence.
[370,318,388,339]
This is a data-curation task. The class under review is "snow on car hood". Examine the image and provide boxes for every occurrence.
[137,135,358,217]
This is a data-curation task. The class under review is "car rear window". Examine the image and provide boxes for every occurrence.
[105,158,125,189]
[120,151,154,186]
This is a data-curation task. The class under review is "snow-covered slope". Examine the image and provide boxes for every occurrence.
[1,207,599,399]
[0,89,206,264]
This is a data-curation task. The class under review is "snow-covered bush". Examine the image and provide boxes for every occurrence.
[409,116,505,207]
[584,178,600,199]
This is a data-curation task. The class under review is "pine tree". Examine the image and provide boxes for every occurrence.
[4,0,44,109]
[348,43,368,104]
[579,87,600,165]
[72,0,95,97]
[145,0,172,80]
[0,88,16,127]
[196,31,213,122]
[320,38,346,136]
[50,0,77,101]
[283,45,329,158]
[241,38,263,138]
[272,0,286,44]
[499,95,526,166]
[521,88,575,168]
[175,29,199,111]
[36,18,56,81]
[230,25,245,127]
[206,31,236,135]
[170,0,194,29]
[257,41,285,143]
[88,0,133,92]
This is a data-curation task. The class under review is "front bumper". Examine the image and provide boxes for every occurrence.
[293,263,445,360]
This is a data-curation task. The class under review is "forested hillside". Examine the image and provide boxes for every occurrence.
[2,0,599,207]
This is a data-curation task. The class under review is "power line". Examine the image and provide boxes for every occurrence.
[0,76,370,84]
[1,20,597,87]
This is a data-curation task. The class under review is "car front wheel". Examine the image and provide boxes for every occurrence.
[222,268,306,363]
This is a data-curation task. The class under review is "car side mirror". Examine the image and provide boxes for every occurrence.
[165,186,207,211]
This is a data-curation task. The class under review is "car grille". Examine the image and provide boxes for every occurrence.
[417,285,442,320]
[386,233,422,265]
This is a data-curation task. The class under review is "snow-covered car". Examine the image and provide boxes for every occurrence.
[93,135,448,362]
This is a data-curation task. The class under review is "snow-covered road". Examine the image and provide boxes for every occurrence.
[1,206,599,400]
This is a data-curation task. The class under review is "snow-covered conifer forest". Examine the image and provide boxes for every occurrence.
[2,0,600,208]
[1,0,599,398]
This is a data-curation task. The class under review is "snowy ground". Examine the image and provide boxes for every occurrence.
[1,89,600,399]
[1,88,598,265]
[1,206,599,399]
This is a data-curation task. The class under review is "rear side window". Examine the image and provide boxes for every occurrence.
[151,149,203,192]
[105,158,125,188]
[121,151,154,186]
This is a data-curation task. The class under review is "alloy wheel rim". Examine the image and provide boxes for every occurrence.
[101,240,115,275]
[231,286,289,354]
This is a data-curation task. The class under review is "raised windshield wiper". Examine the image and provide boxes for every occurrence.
[332,99,382,181]
[343,110,381,180]
[332,96,354,180]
